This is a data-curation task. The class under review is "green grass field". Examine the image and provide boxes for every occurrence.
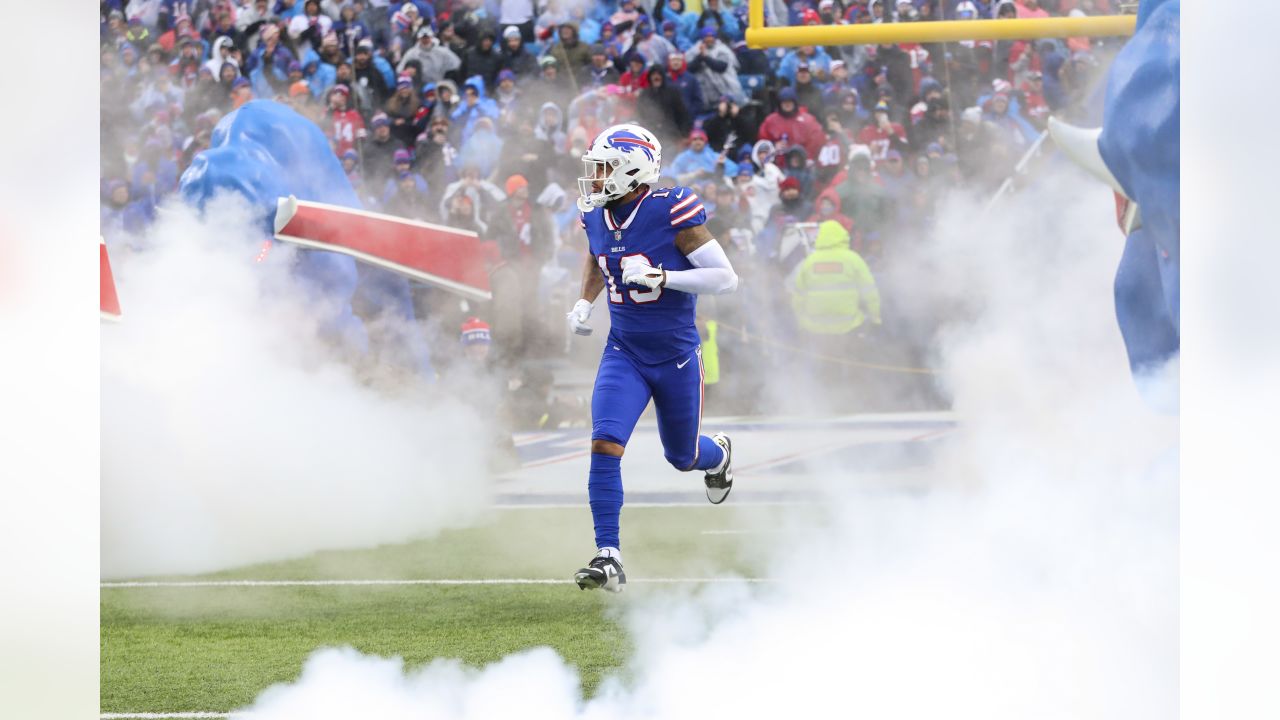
[101,503,801,714]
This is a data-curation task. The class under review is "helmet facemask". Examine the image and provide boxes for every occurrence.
[577,155,634,211]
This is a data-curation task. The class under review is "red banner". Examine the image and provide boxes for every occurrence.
[273,196,495,301]
[101,237,122,321]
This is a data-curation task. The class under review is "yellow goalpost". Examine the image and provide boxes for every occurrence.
[743,1,1137,48]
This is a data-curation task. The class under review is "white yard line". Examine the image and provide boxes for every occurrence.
[102,578,776,589]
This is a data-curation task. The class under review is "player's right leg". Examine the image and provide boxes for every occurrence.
[648,348,734,504]
[576,346,652,592]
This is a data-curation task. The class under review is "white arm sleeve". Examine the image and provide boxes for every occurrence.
[663,240,739,295]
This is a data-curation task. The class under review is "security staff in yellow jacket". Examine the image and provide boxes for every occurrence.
[789,220,882,335]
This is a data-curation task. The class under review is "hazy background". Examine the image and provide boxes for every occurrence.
[101,193,497,578]
[235,168,1179,719]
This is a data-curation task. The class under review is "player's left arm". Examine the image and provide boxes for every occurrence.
[621,222,739,295]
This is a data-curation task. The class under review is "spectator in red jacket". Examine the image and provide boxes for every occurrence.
[808,186,857,239]
[856,100,909,160]
[757,86,826,159]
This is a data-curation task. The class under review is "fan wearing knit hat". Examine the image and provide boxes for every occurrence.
[459,317,492,361]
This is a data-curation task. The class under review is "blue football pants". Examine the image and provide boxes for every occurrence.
[587,344,725,549]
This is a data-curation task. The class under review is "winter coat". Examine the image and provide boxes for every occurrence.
[790,221,881,335]
[681,8,741,44]
[362,135,403,189]
[548,31,594,72]
[502,43,540,79]
[373,54,396,88]
[533,102,567,149]
[399,41,461,85]
[438,178,506,234]
[834,171,893,238]
[131,81,185,122]
[246,40,296,93]
[703,107,754,153]
[667,66,706,118]
[451,97,501,144]
[457,125,505,179]
[793,78,825,121]
[757,105,826,159]
[669,144,739,182]
[381,172,430,206]
[488,197,555,264]
[385,91,423,146]
[302,48,337,98]
[463,44,505,87]
[781,146,814,197]
[777,48,832,84]
[350,59,389,106]
[806,187,857,239]
[684,40,744,105]
[204,36,238,76]
[631,34,677,68]
[578,62,621,89]
[637,80,692,140]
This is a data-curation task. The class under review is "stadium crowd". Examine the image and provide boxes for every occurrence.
[100,0,1118,414]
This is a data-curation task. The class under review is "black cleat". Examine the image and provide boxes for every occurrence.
[704,433,733,504]
[574,551,626,592]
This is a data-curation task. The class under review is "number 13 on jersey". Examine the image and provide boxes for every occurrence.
[598,255,662,304]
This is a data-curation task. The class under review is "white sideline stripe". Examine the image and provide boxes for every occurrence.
[701,529,802,535]
[101,714,247,719]
[102,578,776,588]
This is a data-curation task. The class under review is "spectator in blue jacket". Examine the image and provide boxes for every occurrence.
[665,51,706,120]
[457,116,504,178]
[778,45,833,85]
[660,20,690,53]
[669,128,739,184]
[131,67,186,122]
[333,3,371,50]
[656,0,697,43]
[275,0,305,21]
[301,47,336,99]
[692,0,743,43]
[101,179,155,254]
[451,79,500,143]
[245,24,295,95]
[382,148,430,204]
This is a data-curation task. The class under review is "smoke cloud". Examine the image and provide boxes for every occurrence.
[101,196,493,579]
[235,166,1175,718]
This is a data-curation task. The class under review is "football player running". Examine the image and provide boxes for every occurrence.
[566,123,739,592]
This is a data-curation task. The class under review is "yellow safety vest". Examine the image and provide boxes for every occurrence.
[701,321,720,385]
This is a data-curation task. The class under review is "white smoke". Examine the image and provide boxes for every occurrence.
[101,195,493,578]
[241,168,1176,719]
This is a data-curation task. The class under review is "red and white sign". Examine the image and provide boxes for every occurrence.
[101,237,122,322]
[273,196,496,302]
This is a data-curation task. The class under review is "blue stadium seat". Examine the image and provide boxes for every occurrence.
[739,74,766,94]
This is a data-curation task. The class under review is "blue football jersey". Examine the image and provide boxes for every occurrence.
[582,185,708,365]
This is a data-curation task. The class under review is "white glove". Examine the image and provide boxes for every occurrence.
[567,298,594,336]
[621,256,666,290]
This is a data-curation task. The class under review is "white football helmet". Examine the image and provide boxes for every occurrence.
[576,123,663,212]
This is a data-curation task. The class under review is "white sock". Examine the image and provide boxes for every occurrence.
[710,439,729,474]
[597,546,622,563]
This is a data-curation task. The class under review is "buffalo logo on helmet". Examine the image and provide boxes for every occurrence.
[607,129,657,162]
